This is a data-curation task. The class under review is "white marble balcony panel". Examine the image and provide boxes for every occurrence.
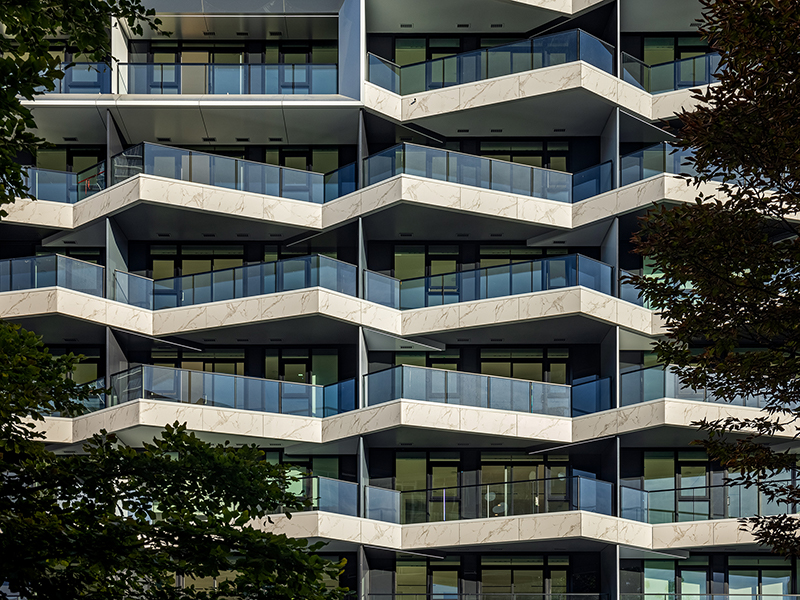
[616,296,660,335]
[402,520,462,548]
[257,511,322,539]
[651,86,712,121]
[460,76,522,110]
[711,519,758,546]
[42,399,325,445]
[36,416,73,444]
[152,289,377,336]
[651,520,715,549]
[364,82,402,121]
[400,303,461,336]
[319,400,571,444]
[361,517,403,548]
[460,516,521,545]
[517,62,583,101]
[0,288,58,318]
[73,176,142,225]
[614,79,653,119]
[662,399,798,438]
[401,86,461,121]
[361,295,403,333]
[5,198,73,229]
[517,511,583,541]
[321,402,403,440]
[581,512,653,547]
[358,177,404,216]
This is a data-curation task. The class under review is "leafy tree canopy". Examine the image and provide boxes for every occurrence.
[632,0,800,555]
[0,321,347,599]
[0,0,163,217]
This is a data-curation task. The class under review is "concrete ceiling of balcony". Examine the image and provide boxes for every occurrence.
[366,0,590,34]
[396,89,617,139]
[361,204,562,242]
[620,0,703,33]
[27,101,360,147]
[122,13,339,41]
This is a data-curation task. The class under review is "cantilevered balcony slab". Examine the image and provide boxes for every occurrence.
[572,398,797,443]
[256,510,758,552]
[363,64,705,132]
[0,285,661,340]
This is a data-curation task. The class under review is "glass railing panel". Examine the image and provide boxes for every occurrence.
[111,143,145,185]
[24,167,78,204]
[621,53,649,90]
[619,269,644,306]
[577,255,613,295]
[533,167,572,202]
[369,29,613,95]
[573,476,614,515]
[533,380,572,417]
[108,365,356,417]
[54,255,104,297]
[364,270,401,309]
[363,144,403,187]
[366,366,403,406]
[487,376,531,412]
[324,161,357,202]
[76,161,106,201]
[533,30,578,69]
[620,486,649,523]
[239,158,282,197]
[116,256,356,310]
[570,377,611,417]
[578,30,615,74]
[620,143,696,187]
[447,151,490,189]
[446,370,489,408]
[572,161,613,203]
[368,54,400,93]
[312,477,358,516]
[619,366,667,406]
[365,486,401,523]
[396,254,605,309]
[40,63,111,94]
[378,475,614,524]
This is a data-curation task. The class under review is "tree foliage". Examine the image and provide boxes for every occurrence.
[631,0,800,554]
[0,320,347,599]
[0,0,163,217]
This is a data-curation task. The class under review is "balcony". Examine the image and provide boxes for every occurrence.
[620,143,696,187]
[364,254,614,310]
[365,365,611,418]
[109,365,356,417]
[35,62,111,94]
[370,595,604,600]
[0,254,104,298]
[118,63,338,95]
[363,143,613,204]
[621,481,792,524]
[290,476,358,517]
[621,53,720,94]
[367,29,614,95]
[109,142,356,204]
[366,475,613,524]
[113,255,357,310]
[619,365,768,408]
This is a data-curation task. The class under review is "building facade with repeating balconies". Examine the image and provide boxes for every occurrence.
[4,0,797,596]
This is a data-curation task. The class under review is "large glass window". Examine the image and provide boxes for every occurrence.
[480,348,569,384]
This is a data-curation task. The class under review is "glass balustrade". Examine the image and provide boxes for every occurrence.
[119,63,338,95]
[572,161,613,203]
[365,475,613,524]
[367,29,614,95]
[621,481,793,524]
[364,254,613,309]
[288,476,358,517]
[48,378,107,417]
[619,365,768,408]
[76,161,106,201]
[365,365,611,418]
[35,62,111,94]
[622,52,721,94]
[108,365,356,417]
[23,167,78,204]
[112,255,356,310]
[622,596,797,600]
[620,142,697,187]
[324,161,358,202]
[0,255,104,297]
[619,269,644,306]
[362,143,573,203]
[369,595,605,600]
[113,270,155,309]
[110,142,326,203]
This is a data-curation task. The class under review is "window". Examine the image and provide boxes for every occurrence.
[480,348,569,384]
[479,140,570,172]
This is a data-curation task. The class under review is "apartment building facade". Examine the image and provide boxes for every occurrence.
[3,0,797,596]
